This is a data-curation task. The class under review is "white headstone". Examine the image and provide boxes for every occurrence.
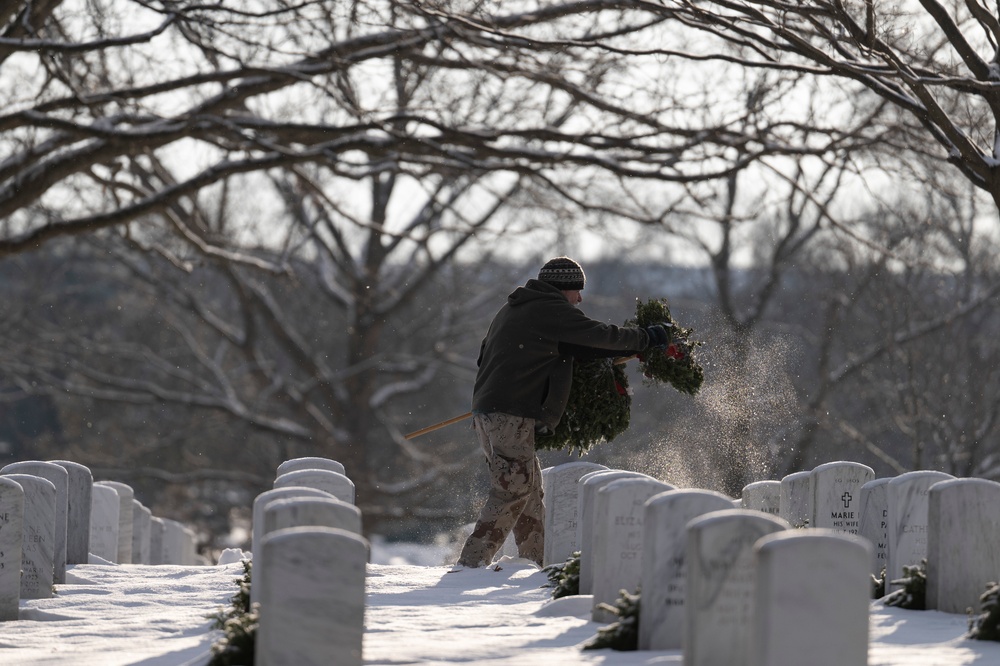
[1,461,68,583]
[274,469,355,505]
[638,489,736,651]
[89,484,120,562]
[50,461,93,565]
[149,516,165,565]
[751,530,871,666]
[251,487,336,606]
[685,509,790,666]
[94,481,135,564]
[0,477,24,620]
[543,461,608,566]
[778,471,811,528]
[809,461,874,534]
[264,496,362,537]
[576,470,654,594]
[590,477,674,622]
[927,478,1000,613]
[132,501,152,565]
[4,474,56,599]
[182,525,198,565]
[859,478,891,581]
[740,481,780,515]
[886,470,953,583]
[160,518,188,565]
[276,457,346,478]
[256,527,368,666]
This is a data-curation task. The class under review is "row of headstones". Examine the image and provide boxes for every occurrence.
[0,459,200,621]
[539,460,1000,665]
[739,462,999,613]
[249,457,368,666]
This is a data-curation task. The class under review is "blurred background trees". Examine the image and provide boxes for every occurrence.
[1,0,998,557]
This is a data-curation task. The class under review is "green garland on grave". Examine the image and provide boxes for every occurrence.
[884,560,927,610]
[208,560,258,666]
[625,298,704,396]
[968,582,1000,641]
[543,550,581,599]
[535,297,704,454]
[872,566,886,599]
[583,588,641,651]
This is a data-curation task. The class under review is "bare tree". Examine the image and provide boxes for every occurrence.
[2,0,876,537]
[639,0,1000,211]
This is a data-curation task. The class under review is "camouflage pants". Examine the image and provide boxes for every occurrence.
[457,413,545,567]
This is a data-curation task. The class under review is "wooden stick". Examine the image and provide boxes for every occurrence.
[404,354,639,440]
[404,412,473,440]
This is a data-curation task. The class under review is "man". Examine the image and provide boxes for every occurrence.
[456,256,671,568]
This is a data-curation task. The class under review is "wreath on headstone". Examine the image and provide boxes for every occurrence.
[544,550,582,599]
[583,588,641,651]
[884,560,927,610]
[968,581,1000,641]
[208,560,257,666]
[535,298,704,455]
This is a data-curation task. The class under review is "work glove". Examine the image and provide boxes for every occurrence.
[644,323,673,349]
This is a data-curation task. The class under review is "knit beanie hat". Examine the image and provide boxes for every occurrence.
[537,256,586,291]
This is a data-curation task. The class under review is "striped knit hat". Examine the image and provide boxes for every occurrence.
[537,256,586,291]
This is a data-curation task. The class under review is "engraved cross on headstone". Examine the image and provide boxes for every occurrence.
[841,491,853,508]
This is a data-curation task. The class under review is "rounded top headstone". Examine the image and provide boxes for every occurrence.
[755,527,873,557]
[276,457,346,478]
[811,460,875,475]
[2,473,56,494]
[689,507,792,531]
[888,470,954,487]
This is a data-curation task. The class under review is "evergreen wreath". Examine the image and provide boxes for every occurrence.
[208,560,258,666]
[583,588,641,651]
[968,581,1000,641]
[884,560,927,610]
[535,297,704,454]
[625,298,704,395]
[543,551,581,599]
[535,359,631,454]
[872,566,886,599]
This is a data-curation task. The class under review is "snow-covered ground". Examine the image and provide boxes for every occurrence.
[1,540,998,665]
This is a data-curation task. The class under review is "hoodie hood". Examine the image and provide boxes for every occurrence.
[507,279,565,307]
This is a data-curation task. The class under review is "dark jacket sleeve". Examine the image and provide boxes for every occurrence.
[559,342,641,361]
[545,299,650,351]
